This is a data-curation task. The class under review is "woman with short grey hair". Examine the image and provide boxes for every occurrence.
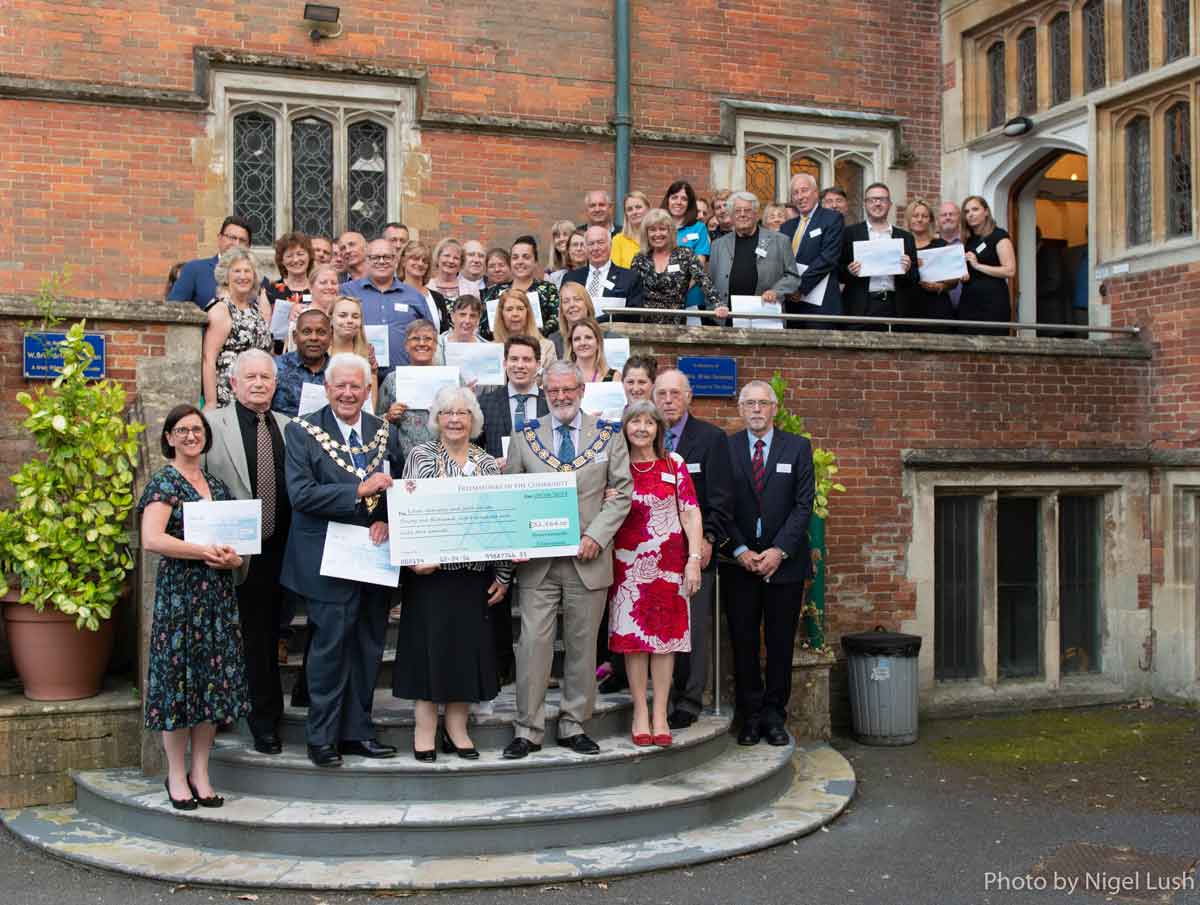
[202,248,272,408]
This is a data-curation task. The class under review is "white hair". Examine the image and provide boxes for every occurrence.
[427,384,484,439]
[213,247,259,289]
[738,379,778,405]
[790,171,818,191]
[728,190,761,212]
[543,359,585,386]
[232,348,277,379]
[653,367,692,395]
[325,352,372,388]
[585,189,612,205]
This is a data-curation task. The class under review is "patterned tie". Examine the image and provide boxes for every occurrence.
[256,413,276,540]
[791,214,810,254]
[587,267,602,299]
[751,438,766,496]
[513,394,532,430]
[557,424,576,463]
[665,430,676,453]
[347,428,368,473]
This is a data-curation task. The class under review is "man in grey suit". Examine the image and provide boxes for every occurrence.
[501,360,633,758]
[203,350,293,755]
[708,191,802,323]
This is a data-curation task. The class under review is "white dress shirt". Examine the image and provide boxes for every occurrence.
[867,222,896,294]
[507,382,539,426]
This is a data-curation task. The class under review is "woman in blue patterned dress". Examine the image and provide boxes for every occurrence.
[138,404,249,811]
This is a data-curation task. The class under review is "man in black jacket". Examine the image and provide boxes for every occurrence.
[562,225,645,319]
[839,182,918,329]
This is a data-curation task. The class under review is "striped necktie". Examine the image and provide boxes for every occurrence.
[348,428,368,472]
[256,413,276,539]
[751,438,766,495]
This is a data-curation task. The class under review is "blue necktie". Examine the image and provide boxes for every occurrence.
[348,428,368,472]
[513,394,532,430]
[665,430,676,453]
[557,424,576,462]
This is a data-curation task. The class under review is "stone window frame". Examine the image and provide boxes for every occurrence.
[209,69,417,249]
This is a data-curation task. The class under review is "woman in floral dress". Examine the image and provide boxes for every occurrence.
[628,208,719,325]
[608,401,703,747]
[201,247,272,408]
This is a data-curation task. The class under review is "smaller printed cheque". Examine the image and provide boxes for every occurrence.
[387,471,581,566]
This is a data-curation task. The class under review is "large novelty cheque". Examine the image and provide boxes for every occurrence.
[387,472,581,566]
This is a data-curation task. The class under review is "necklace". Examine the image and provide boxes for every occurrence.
[631,458,657,473]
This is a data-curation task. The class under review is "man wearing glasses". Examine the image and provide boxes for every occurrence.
[168,215,252,309]
[501,361,632,759]
[839,182,918,328]
[340,238,432,371]
[722,381,813,749]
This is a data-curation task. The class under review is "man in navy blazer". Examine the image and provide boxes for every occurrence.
[476,336,551,460]
[721,380,814,748]
[562,225,645,321]
[778,173,843,324]
[281,352,406,767]
[167,215,252,309]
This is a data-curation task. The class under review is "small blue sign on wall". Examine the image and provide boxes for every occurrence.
[678,356,737,397]
[23,332,106,380]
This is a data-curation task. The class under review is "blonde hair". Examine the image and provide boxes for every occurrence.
[400,240,432,285]
[330,295,374,361]
[557,281,597,336]
[638,208,677,253]
[621,191,652,239]
[492,287,546,344]
[549,219,578,270]
[565,317,609,377]
[905,199,936,238]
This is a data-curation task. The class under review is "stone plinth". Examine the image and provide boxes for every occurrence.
[787,648,835,741]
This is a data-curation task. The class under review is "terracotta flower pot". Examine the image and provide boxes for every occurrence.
[2,601,115,701]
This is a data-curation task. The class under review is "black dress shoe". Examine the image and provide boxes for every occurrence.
[737,723,762,746]
[291,686,310,709]
[307,744,343,767]
[557,733,601,755]
[413,748,437,762]
[440,729,480,760]
[764,725,790,746]
[339,739,397,758]
[252,733,283,755]
[186,775,224,808]
[502,737,541,759]
[164,778,197,811]
[668,709,698,730]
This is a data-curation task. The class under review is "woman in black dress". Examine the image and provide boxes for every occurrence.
[393,385,512,761]
[907,199,959,333]
[959,195,1016,335]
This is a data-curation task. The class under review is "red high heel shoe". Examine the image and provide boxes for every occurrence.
[632,731,653,747]
[652,732,673,747]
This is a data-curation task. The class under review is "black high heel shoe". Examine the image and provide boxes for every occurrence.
[186,775,224,808]
[164,777,197,811]
[413,747,437,762]
[440,728,479,760]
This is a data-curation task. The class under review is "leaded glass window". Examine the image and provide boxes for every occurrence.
[790,155,822,185]
[1017,28,1037,115]
[834,158,865,223]
[1166,102,1193,238]
[347,121,388,240]
[1051,12,1071,106]
[233,112,276,242]
[745,151,778,208]
[1126,116,1151,246]
[1164,0,1190,63]
[1124,0,1149,78]
[1083,0,1106,93]
[291,117,334,239]
[987,41,1006,129]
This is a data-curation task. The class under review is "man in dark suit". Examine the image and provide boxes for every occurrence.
[779,173,844,324]
[839,182,918,328]
[477,335,551,461]
[721,380,814,748]
[653,369,734,730]
[562,225,645,320]
[167,215,252,309]
[281,352,405,767]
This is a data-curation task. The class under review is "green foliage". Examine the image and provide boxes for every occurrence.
[769,371,846,519]
[0,319,144,630]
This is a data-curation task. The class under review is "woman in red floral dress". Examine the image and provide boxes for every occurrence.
[608,401,703,747]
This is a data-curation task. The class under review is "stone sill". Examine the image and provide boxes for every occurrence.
[0,678,141,719]
[921,674,1134,718]
[903,448,1200,469]
[0,296,208,326]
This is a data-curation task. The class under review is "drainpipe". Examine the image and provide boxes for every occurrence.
[613,0,632,229]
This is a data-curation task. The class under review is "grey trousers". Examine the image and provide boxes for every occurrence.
[513,558,607,744]
[671,566,716,716]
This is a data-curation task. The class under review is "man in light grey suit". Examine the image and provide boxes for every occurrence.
[501,360,633,758]
[202,349,294,755]
[708,191,802,322]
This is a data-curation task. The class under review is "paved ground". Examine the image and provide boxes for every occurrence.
[2,703,1198,905]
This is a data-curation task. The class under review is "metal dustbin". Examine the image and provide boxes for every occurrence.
[842,626,922,746]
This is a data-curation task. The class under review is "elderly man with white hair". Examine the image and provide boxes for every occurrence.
[780,171,845,322]
[202,349,294,755]
[707,191,803,321]
[280,352,406,767]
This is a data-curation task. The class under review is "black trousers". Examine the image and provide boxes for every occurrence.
[720,563,803,728]
[235,534,288,738]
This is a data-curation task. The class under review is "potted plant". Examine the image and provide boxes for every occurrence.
[0,316,143,700]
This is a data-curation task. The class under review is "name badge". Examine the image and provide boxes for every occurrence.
[462,460,477,476]
[687,462,702,474]
[776,463,792,474]
[685,232,699,242]
[755,246,768,258]
[661,471,677,485]
[594,450,609,464]
[976,242,987,254]
[394,302,409,312]
[810,228,822,238]
[603,279,616,290]
[667,263,681,273]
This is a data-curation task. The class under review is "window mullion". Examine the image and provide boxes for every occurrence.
[980,491,999,688]
[1042,493,1062,688]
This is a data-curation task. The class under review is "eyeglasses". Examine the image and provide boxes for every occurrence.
[406,336,435,346]
[438,410,472,419]
[220,232,250,245]
[546,386,581,397]
[865,196,892,205]
[367,254,395,263]
[171,426,206,437]
[739,399,775,409]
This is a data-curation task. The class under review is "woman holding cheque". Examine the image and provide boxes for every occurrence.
[392,385,512,761]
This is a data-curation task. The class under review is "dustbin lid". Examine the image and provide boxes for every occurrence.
[841,626,922,657]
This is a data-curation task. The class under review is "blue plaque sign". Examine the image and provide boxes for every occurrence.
[678,355,737,397]
[22,332,106,380]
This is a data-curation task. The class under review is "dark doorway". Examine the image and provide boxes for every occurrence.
[998,497,1042,678]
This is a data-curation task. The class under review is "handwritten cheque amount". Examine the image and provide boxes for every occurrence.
[387,472,581,566]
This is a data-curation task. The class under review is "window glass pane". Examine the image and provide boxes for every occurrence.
[833,158,864,225]
[291,117,334,239]
[1018,29,1037,116]
[745,151,778,207]
[987,42,1006,129]
[1164,0,1190,63]
[997,498,1042,679]
[1059,496,1101,675]
[1124,0,1150,78]
[935,496,981,680]
[1126,116,1151,246]
[1166,102,1193,238]
[1083,0,1106,93]
[789,155,822,186]
[1051,13,1071,106]
[233,112,276,243]
[347,121,388,239]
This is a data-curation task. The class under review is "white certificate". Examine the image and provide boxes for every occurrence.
[582,381,627,421]
[853,238,905,277]
[731,295,783,330]
[320,521,400,587]
[917,244,967,282]
[526,291,545,328]
[269,300,293,341]
[444,342,504,385]
[298,382,328,417]
[183,499,262,555]
[364,325,390,368]
[387,366,460,410]
[794,264,831,308]
[594,294,626,317]
[603,337,630,371]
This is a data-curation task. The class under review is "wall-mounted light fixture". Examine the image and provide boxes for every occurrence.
[303,4,342,41]
[1002,116,1035,138]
